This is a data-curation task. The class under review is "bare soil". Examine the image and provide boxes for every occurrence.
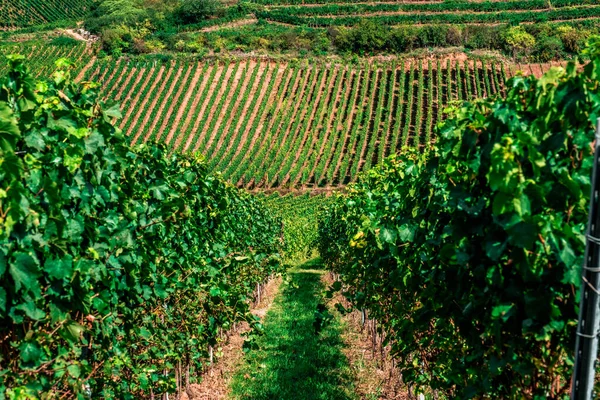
[191,63,235,153]
[322,273,409,400]
[172,64,216,151]
[266,67,319,188]
[218,61,268,158]
[198,18,258,33]
[211,61,255,154]
[112,67,138,103]
[243,66,301,185]
[75,57,96,82]
[304,67,347,186]
[234,65,286,157]
[230,66,293,183]
[326,69,363,185]
[344,68,380,182]
[244,66,309,187]
[118,66,154,129]
[155,64,194,142]
[282,66,331,186]
[206,61,264,154]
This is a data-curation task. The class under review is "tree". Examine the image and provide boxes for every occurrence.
[176,0,221,23]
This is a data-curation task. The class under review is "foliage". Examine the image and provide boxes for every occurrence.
[504,26,536,59]
[257,4,600,27]
[84,56,507,189]
[49,36,81,47]
[0,56,282,397]
[0,42,91,81]
[263,193,331,260]
[176,0,223,24]
[0,0,95,29]
[317,39,600,397]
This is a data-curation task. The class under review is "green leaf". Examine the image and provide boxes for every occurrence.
[19,342,41,365]
[44,257,73,280]
[0,287,6,313]
[103,104,122,119]
[67,364,81,378]
[380,226,397,244]
[0,102,20,152]
[0,250,6,276]
[398,224,414,242]
[9,252,40,293]
[84,130,105,154]
[491,304,515,322]
[15,301,45,321]
[62,320,85,342]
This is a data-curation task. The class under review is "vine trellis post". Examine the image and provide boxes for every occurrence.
[572,118,600,400]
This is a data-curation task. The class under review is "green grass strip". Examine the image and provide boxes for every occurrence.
[229,258,357,400]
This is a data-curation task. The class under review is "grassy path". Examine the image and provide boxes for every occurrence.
[229,259,357,400]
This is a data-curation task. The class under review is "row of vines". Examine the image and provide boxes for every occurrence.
[262,193,330,260]
[317,41,600,398]
[256,4,600,27]
[0,56,283,398]
[85,57,542,189]
[260,0,599,15]
[0,0,93,29]
[0,42,92,78]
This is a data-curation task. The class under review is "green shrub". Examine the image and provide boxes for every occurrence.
[176,0,222,24]
[536,35,564,62]
[49,35,80,46]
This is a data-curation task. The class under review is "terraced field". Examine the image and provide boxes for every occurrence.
[251,0,600,27]
[0,0,94,29]
[84,57,557,189]
[0,42,561,190]
[0,42,93,77]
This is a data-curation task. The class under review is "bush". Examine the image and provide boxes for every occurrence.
[463,24,502,49]
[558,25,589,54]
[503,25,536,59]
[535,35,564,62]
[176,0,222,24]
[49,35,80,46]
[386,26,419,52]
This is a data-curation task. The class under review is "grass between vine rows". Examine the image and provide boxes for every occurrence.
[229,258,357,400]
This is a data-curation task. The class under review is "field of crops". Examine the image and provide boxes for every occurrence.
[251,0,600,27]
[84,57,556,189]
[0,42,92,77]
[0,0,94,29]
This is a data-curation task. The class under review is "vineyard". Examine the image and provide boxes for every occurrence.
[0,42,92,77]
[0,0,94,29]
[250,0,600,27]
[2,0,600,395]
[82,57,558,189]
